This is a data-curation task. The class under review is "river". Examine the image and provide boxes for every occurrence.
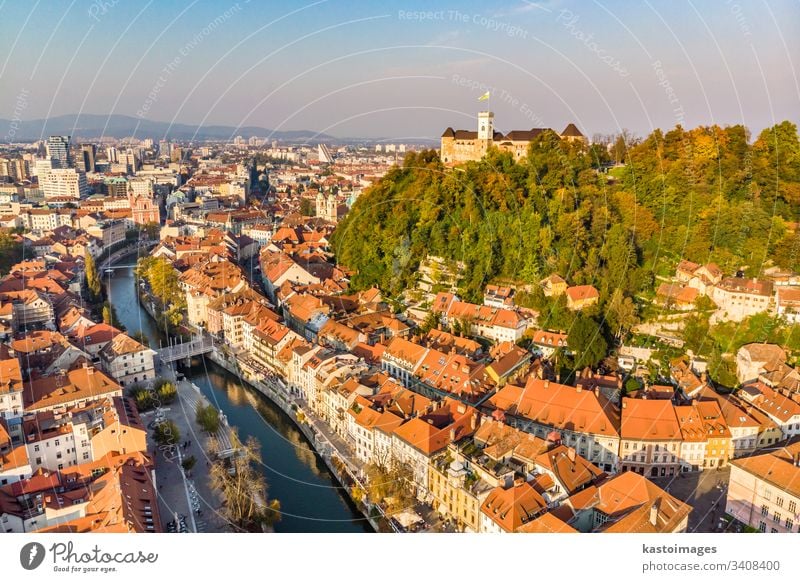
[104,264,371,533]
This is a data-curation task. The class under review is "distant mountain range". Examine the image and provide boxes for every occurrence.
[0,113,337,143]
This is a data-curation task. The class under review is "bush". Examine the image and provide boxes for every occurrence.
[128,385,155,412]
[196,404,220,433]
[154,379,178,404]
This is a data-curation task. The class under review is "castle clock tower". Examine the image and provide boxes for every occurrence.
[478,110,494,141]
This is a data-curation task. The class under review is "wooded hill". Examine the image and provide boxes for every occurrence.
[331,121,800,331]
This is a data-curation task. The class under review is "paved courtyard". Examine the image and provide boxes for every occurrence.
[651,466,731,532]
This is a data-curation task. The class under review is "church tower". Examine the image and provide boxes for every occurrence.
[326,193,337,222]
[315,190,325,218]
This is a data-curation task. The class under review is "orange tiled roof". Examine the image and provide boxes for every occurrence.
[620,398,681,441]
[489,378,619,437]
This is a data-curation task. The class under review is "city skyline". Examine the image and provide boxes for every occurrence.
[0,0,798,140]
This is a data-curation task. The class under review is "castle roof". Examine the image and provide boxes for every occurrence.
[561,123,584,137]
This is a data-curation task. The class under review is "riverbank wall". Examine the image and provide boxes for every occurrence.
[203,348,384,533]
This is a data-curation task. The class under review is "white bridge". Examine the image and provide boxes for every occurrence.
[158,336,215,363]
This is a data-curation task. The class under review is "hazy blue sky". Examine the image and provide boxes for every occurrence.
[1,0,798,139]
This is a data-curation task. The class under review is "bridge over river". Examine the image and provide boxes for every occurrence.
[157,335,215,363]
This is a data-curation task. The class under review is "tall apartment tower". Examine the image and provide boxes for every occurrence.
[80,144,96,172]
[46,135,73,168]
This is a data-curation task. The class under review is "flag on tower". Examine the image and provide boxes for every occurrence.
[478,91,490,101]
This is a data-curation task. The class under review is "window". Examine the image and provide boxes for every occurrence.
[774,512,781,523]
[759,521,766,532]
[761,505,769,516]
[789,501,797,514]
[764,489,772,501]
[777,496,784,508]
[786,518,794,531]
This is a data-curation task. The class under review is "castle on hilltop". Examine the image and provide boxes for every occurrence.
[440,111,586,165]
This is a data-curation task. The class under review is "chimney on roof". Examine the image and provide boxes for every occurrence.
[449,428,456,441]
[567,447,576,462]
[576,385,582,393]
[649,501,660,527]
[543,380,550,389]
[470,413,478,430]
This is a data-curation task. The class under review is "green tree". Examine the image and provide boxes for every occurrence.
[181,456,197,472]
[624,377,641,394]
[419,310,440,334]
[102,301,125,330]
[606,289,638,340]
[85,252,102,302]
[0,231,23,276]
[196,404,220,433]
[567,315,608,369]
[299,197,315,216]
[682,314,711,355]
[153,420,181,446]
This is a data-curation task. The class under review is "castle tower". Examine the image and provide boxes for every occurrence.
[478,111,494,141]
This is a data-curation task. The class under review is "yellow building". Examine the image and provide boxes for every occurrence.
[428,455,488,532]
[697,400,733,468]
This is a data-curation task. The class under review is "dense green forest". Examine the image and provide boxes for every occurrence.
[332,121,800,310]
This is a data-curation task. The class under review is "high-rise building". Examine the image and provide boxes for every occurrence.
[159,140,170,157]
[105,177,128,197]
[31,158,53,177]
[40,168,87,199]
[318,143,334,164]
[106,146,119,163]
[118,150,139,173]
[80,144,96,173]
[46,135,73,168]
